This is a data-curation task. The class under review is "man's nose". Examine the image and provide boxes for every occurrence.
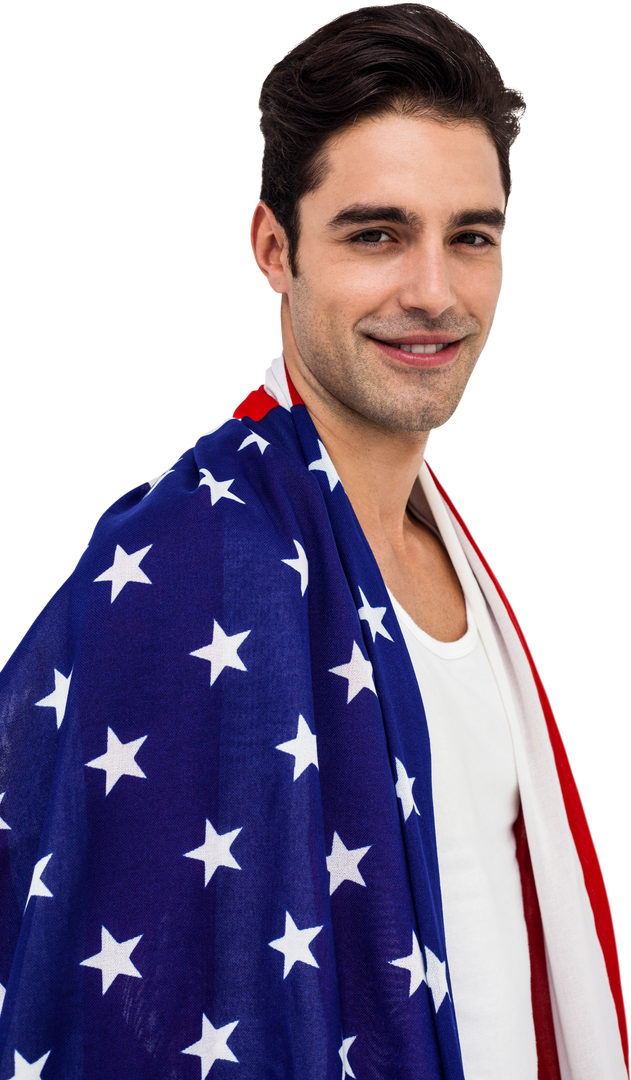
[397,241,456,319]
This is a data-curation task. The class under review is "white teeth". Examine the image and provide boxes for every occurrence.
[396,342,447,354]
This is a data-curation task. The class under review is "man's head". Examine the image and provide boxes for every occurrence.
[253,6,525,436]
[259,5,524,276]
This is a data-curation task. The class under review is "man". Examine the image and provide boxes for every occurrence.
[0,5,626,1079]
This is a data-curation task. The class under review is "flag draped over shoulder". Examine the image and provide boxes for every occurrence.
[0,359,626,1080]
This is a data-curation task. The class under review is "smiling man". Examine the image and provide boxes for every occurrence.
[252,114,506,651]
[0,6,627,1080]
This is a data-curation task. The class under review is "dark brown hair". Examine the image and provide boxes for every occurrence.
[259,4,525,272]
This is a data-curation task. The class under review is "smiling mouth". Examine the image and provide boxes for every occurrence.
[369,336,463,367]
[390,342,449,355]
[371,337,461,354]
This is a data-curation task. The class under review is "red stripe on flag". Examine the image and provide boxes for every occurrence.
[233,386,279,421]
[514,807,562,1079]
[233,372,304,422]
[427,464,629,1067]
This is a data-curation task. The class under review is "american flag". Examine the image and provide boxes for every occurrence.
[0,364,626,1079]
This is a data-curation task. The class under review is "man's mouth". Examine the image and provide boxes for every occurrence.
[369,336,462,368]
[391,342,448,355]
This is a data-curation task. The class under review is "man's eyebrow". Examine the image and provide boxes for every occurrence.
[325,204,506,232]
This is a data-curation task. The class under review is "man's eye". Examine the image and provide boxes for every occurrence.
[454,232,491,247]
[353,229,391,245]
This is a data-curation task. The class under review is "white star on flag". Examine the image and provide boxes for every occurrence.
[329,641,377,703]
[282,540,308,595]
[0,792,10,830]
[269,911,322,978]
[85,728,147,795]
[0,982,5,1013]
[143,455,178,494]
[7,1049,51,1079]
[339,1036,357,1078]
[238,429,269,454]
[184,819,242,885]
[308,439,340,491]
[182,1014,239,1078]
[198,469,245,506]
[191,621,251,686]
[357,588,393,642]
[276,715,318,780]
[81,926,142,994]
[425,946,450,1011]
[35,668,72,729]
[327,832,371,895]
[394,757,420,820]
[94,544,152,603]
[390,932,426,996]
[25,854,53,908]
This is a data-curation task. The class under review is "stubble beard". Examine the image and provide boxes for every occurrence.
[285,270,488,434]
[291,317,484,436]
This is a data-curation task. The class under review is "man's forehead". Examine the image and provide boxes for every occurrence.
[305,113,506,222]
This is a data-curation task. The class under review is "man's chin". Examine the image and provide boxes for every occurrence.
[330,385,467,435]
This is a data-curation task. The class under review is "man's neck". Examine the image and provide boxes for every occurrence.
[282,347,428,550]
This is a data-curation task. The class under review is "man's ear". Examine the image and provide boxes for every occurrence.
[251,202,291,294]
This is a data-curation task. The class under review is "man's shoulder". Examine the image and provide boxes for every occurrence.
[0,411,318,684]
[94,412,304,533]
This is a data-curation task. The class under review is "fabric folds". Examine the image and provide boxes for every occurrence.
[0,374,626,1080]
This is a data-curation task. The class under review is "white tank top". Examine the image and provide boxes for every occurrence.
[390,592,538,1080]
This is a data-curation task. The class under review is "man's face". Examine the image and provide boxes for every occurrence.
[282,112,505,434]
